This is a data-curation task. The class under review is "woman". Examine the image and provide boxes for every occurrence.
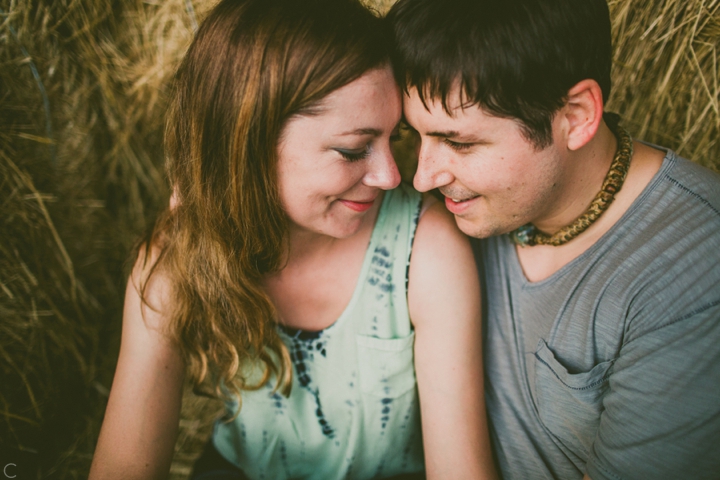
[89,0,495,478]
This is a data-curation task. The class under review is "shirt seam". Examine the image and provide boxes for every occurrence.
[588,456,624,480]
[534,356,612,391]
[664,174,720,218]
[624,298,720,347]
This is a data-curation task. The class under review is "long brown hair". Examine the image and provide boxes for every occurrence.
[144,0,392,404]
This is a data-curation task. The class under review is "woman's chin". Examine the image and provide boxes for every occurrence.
[324,220,366,239]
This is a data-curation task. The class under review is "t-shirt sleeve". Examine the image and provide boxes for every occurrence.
[586,302,720,480]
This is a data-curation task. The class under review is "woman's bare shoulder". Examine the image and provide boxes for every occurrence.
[413,193,473,260]
[127,241,175,334]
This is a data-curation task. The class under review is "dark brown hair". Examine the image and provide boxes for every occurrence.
[388,0,612,149]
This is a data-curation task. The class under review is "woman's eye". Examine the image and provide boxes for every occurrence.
[443,138,473,151]
[335,147,370,162]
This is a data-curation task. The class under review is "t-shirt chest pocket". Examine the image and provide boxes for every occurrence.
[533,339,614,461]
[356,332,416,398]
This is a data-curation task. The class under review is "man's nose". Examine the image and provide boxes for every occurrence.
[413,139,454,192]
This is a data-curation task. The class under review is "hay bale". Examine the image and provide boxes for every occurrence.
[0,0,181,475]
[608,0,720,172]
[1,0,718,478]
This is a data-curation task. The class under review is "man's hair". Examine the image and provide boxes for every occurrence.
[388,0,612,149]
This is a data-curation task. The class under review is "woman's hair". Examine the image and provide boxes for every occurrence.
[145,0,392,403]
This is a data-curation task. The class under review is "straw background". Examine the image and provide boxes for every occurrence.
[1,0,718,477]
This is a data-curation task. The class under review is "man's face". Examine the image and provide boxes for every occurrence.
[403,87,567,238]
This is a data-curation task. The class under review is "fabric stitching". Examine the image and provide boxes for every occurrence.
[664,174,720,218]
[535,356,612,391]
[589,457,625,480]
[624,298,720,347]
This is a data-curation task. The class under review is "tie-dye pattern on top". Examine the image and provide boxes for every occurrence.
[213,183,424,479]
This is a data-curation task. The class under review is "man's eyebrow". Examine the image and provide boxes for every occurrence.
[426,130,491,144]
[427,130,461,138]
[337,128,382,136]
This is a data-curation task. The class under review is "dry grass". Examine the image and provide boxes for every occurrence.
[0,0,718,478]
[608,0,720,171]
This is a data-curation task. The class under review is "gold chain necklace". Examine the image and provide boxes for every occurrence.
[509,114,633,247]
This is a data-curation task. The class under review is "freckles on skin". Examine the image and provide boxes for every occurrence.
[404,87,569,238]
[275,66,401,239]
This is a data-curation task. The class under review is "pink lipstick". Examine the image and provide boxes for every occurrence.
[339,198,375,212]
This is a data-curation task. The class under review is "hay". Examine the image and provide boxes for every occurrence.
[0,0,186,475]
[608,0,720,172]
[0,0,718,478]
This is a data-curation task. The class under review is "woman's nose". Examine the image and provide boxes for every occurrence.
[364,148,401,190]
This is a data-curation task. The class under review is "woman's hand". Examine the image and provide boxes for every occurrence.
[89,249,185,479]
[408,197,498,480]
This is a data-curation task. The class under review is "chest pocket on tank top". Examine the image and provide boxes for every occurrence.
[356,332,416,398]
[533,339,614,461]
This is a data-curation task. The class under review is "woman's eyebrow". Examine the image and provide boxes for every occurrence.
[336,127,383,136]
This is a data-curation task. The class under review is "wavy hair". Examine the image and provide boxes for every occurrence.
[143,0,392,404]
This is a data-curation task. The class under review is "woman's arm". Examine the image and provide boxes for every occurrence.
[408,198,497,480]
[89,251,185,480]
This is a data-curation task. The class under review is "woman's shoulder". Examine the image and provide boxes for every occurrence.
[377,185,470,259]
[409,192,478,305]
[415,193,468,246]
[127,240,175,334]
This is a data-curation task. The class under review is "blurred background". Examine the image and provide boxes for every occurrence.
[1,0,718,477]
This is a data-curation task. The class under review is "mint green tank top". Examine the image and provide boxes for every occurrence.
[213,183,425,479]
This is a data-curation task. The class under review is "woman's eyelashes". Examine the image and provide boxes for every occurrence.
[335,146,371,162]
[334,129,403,162]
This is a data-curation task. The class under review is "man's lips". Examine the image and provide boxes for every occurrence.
[339,198,376,212]
[444,194,480,215]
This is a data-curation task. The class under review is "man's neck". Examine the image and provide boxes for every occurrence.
[515,126,665,283]
[532,120,618,235]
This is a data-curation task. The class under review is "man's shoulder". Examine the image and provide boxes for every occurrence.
[632,150,720,265]
[660,149,720,209]
[618,148,720,243]
[593,149,720,337]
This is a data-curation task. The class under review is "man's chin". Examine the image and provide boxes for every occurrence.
[453,215,500,239]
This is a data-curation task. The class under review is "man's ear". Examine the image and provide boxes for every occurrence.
[562,79,604,151]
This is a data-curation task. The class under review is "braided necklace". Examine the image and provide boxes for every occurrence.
[509,115,633,247]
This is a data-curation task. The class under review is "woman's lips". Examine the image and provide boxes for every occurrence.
[339,198,375,212]
[444,195,479,215]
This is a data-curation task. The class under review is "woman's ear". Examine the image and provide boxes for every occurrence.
[562,79,604,151]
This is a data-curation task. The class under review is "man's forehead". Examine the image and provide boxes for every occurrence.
[403,86,495,127]
[404,85,469,114]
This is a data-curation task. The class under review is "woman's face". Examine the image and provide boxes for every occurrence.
[277,65,402,239]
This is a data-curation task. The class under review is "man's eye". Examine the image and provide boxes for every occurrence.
[444,138,472,151]
[335,147,370,162]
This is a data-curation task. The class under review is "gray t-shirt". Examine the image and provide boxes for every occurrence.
[474,150,720,480]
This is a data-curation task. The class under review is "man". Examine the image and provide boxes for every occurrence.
[388,0,720,479]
